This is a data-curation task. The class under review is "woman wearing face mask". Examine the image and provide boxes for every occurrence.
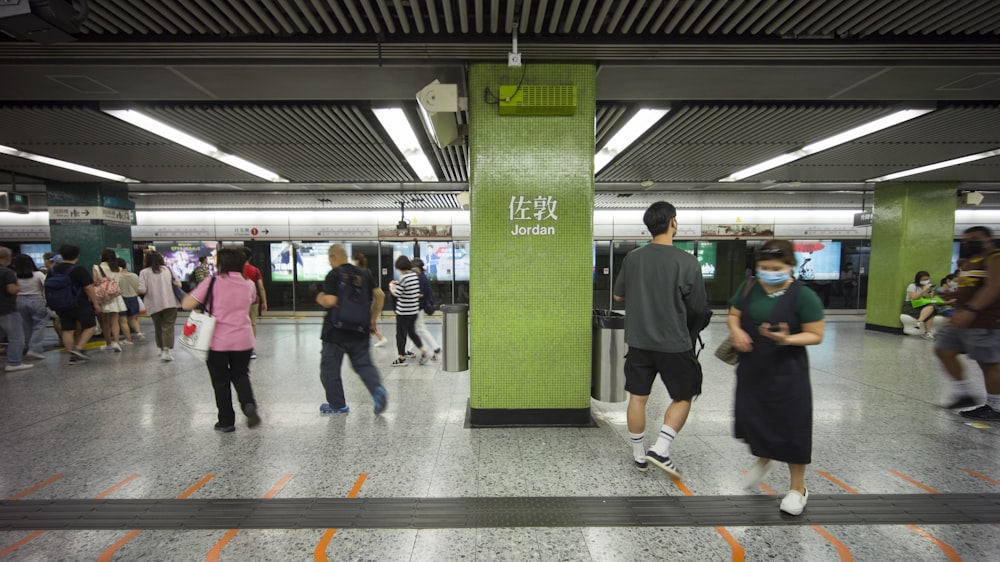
[901,270,937,340]
[726,239,825,516]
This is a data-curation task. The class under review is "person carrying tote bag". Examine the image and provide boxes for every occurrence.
[180,276,217,361]
[138,251,181,362]
[181,248,260,433]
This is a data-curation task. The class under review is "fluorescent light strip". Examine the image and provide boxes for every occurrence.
[867,148,1000,182]
[373,108,439,182]
[102,109,288,182]
[0,144,139,183]
[719,109,934,182]
[595,108,669,173]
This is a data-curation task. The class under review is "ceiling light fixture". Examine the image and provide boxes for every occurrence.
[373,108,439,182]
[0,144,139,183]
[719,109,934,182]
[595,108,670,173]
[867,148,1000,182]
[102,109,288,182]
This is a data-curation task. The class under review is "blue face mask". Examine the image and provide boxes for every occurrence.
[757,269,790,286]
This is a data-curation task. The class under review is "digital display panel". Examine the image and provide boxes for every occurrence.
[391,242,416,281]
[696,241,717,280]
[269,242,353,282]
[419,241,470,282]
[19,244,50,269]
[792,240,842,281]
[154,242,217,282]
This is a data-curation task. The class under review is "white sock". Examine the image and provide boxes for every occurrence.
[953,379,973,395]
[629,432,645,462]
[651,425,677,457]
[987,394,1000,411]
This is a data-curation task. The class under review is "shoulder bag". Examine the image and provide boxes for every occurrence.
[180,277,216,362]
[93,265,123,306]
[714,277,755,365]
[169,269,188,305]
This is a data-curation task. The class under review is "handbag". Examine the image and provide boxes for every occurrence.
[169,270,188,305]
[180,277,216,361]
[93,265,123,306]
[911,296,945,308]
[714,276,756,365]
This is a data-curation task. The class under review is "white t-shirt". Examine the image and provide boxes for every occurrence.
[905,283,930,302]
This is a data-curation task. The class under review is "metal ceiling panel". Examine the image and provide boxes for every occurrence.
[597,103,898,183]
[0,105,262,183]
[69,0,1000,37]
[140,104,419,183]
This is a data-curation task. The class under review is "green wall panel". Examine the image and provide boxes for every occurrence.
[47,183,133,268]
[867,183,956,329]
[468,64,595,411]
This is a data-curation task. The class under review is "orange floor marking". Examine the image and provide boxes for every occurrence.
[0,474,140,559]
[888,470,940,494]
[94,474,140,499]
[962,469,1000,487]
[206,474,293,562]
[817,471,860,494]
[753,476,852,561]
[0,531,46,558]
[6,475,63,500]
[826,471,962,562]
[314,474,369,562]
[673,479,745,562]
[98,474,215,562]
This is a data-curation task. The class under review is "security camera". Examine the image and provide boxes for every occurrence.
[416,80,464,148]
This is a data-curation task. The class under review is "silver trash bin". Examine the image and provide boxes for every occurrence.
[441,304,469,372]
[592,310,626,402]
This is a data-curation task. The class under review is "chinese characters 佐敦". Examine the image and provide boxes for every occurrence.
[509,195,558,236]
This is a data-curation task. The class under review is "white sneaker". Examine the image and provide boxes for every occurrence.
[5,363,34,372]
[134,332,145,339]
[373,337,387,348]
[922,331,935,341]
[161,351,173,362]
[742,459,777,490]
[25,351,46,360]
[899,314,921,336]
[110,343,122,352]
[780,489,809,515]
[99,344,108,351]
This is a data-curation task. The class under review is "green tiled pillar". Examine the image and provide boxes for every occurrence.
[47,183,134,268]
[866,182,956,332]
[468,64,595,426]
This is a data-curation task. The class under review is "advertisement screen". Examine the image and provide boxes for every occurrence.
[696,241,717,280]
[418,241,470,282]
[19,244,51,269]
[792,240,842,281]
[155,242,217,282]
[270,242,353,283]
[391,242,416,281]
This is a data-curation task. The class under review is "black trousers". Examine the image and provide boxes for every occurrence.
[396,314,423,355]
[206,349,256,426]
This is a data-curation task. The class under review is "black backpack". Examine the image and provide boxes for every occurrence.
[44,264,81,312]
[687,305,714,359]
[325,264,372,334]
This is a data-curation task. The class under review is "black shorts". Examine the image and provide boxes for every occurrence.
[624,346,703,400]
[57,303,97,330]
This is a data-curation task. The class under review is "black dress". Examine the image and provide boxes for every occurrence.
[734,281,813,465]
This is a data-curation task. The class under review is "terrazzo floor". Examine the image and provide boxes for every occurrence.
[1,316,998,561]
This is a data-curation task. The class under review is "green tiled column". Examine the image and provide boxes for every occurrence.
[468,64,595,426]
[866,183,956,331]
[47,183,133,268]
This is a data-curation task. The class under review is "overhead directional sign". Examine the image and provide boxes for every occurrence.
[48,206,131,226]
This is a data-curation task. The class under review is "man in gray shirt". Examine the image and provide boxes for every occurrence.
[613,201,708,477]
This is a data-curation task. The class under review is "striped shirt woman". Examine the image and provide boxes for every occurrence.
[389,255,428,366]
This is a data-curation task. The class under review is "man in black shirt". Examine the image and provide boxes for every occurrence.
[50,244,101,364]
[0,246,33,372]
[315,244,388,415]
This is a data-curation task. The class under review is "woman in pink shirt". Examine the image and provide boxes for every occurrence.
[181,248,261,433]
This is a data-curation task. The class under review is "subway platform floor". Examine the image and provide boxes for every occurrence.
[0,317,998,561]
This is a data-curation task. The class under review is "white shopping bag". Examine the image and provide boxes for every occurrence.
[180,309,215,361]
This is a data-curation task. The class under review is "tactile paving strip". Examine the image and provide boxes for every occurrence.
[1,494,998,530]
